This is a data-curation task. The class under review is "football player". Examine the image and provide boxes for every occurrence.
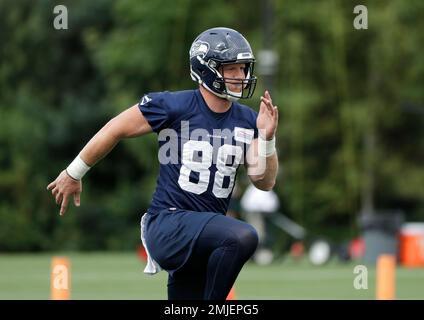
[47,27,279,300]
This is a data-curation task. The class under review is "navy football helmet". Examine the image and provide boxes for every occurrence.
[189,27,257,101]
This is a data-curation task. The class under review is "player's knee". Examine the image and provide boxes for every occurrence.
[239,225,259,259]
[225,224,258,260]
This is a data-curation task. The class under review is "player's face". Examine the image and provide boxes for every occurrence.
[220,63,246,93]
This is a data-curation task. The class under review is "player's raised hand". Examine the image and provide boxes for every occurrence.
[257,90,279,140]
[47,170,82,216]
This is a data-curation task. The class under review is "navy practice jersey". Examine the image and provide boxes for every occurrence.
[138,89,258,215]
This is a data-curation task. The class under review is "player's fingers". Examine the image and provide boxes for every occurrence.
[265,90,272,103]
[260,96,269,107]
[60,195,69,216]
[51,186,59,197]
[261,96,273,107]
[261,97,274,114]
[259,97,266,114]
[269,102,277,118]
[273,106,279,125]
[55,192,63,205]
[73,192,81,207]
[47,181,56,191]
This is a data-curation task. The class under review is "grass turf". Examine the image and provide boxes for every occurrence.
[0,252,423,300]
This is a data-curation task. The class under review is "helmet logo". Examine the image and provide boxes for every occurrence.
[189,41,209,59]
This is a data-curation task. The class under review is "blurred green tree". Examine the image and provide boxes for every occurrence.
[0,0,422,251]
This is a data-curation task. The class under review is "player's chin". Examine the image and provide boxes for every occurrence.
[227,85,243,93]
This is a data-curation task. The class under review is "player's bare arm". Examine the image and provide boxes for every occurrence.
[246,90,279,191]
[46,104,152,216]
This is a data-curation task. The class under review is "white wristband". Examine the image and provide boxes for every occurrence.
[258,135,276,157]
[66,155,91,180]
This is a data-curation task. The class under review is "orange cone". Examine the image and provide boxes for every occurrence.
[226,286,237,300]
[376,254,396,300]
[51,256,71,300]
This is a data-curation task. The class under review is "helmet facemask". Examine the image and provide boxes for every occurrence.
[211,61,257,101]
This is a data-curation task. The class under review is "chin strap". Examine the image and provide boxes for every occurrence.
[225,87,242,101]
[201,82,240,102]
[225,94,240,102]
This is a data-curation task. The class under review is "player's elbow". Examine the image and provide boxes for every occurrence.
[252,179,276,191]
[261,180,276,191]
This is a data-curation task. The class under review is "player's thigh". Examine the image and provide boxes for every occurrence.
[167,250,208,299]
[194,214,258,256]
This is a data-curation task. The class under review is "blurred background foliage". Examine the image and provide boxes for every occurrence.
[0,0,423,251]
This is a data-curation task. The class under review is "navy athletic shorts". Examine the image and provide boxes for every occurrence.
[143,208,221,276]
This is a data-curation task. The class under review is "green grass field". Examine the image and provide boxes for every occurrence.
[0,252,423,300]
